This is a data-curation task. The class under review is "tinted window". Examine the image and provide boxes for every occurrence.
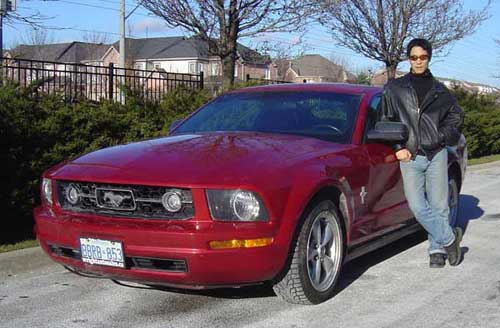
[174,91,362,143]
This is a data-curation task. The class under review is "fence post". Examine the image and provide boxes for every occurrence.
[246,73,250,82]
[73,64,78,100]
[199,71,204,89]
[108,63,114,100]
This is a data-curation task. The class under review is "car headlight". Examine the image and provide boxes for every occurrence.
[206,189,269,222]
[42,178,53,206]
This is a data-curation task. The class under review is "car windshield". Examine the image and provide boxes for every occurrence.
[173,91,362,143]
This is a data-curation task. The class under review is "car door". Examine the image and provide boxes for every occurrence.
[353,94,413,244]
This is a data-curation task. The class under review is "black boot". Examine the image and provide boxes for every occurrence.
[445,227,463,266]
[429,253,446,268]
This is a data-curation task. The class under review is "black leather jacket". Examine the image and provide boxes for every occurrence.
[381,74,464,160]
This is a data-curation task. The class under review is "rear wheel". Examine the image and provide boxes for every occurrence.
[273,199,344,304]
[448,174,460,227]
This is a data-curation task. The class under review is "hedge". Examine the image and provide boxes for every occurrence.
[0,83,212,244]
[0,82,498,244]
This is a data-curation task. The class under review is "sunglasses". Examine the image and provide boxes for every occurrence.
[409,55,429,61]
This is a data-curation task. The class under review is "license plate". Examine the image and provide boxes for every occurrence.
[80,237,124,268]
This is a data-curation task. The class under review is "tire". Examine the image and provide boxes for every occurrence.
[273,199,344,305]
[448,174,460,227]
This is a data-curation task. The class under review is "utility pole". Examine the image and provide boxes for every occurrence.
[0,13,3,62]
[0,0,16,61]
[119,0,143,68]
[119,0,126,68]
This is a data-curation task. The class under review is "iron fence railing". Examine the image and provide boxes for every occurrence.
[245,74,292,85]
[0,57,204,103]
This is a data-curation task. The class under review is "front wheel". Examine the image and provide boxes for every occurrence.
[273,200,344,305]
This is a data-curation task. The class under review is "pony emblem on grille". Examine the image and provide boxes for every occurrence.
[104,192,130,207]
[96,188,136,210]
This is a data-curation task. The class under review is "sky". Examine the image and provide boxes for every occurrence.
[2,0,499,87]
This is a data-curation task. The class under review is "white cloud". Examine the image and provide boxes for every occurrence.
[132,18,169,33]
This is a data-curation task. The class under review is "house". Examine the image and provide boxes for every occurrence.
[4,42,112,100]
[6,41,110,66]
[102,36,272,81]
[278,54,356,83]
[371,69,500,95]
[370,69,406,86]
[4,37,273,98]
[6,37,272,81]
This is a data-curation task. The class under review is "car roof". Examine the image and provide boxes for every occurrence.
[228,83,382,97]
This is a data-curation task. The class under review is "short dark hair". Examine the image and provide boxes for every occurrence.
[406,38,432,61]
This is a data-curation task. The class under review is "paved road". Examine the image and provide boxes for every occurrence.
[1,162,500,328]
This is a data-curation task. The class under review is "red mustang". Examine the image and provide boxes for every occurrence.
[34,84,466,304]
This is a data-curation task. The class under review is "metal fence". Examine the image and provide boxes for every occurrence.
[0,57,204,103]
[246,74,292,85]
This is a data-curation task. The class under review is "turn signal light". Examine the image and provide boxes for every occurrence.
[209,237,273,249]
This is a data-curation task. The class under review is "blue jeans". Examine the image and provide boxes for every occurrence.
[399,148,455,255]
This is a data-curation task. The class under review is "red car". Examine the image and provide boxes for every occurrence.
[34,84,467,304]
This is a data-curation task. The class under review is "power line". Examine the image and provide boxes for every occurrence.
[58,0,151,18]
[14,21,140,38]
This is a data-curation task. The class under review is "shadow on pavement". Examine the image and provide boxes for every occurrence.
[457,194,483,232]
[143,195,483,301]
[146,232,429,301]
[334,230,427,295]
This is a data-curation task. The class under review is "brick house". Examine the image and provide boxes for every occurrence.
[102,36,272,81]
[278,54,356,83]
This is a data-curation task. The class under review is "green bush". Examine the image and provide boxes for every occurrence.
[453,88,500,158]
[0,83,212,244]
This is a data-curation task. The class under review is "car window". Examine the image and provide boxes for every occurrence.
[174,91,362,144]
[362,94,382,143]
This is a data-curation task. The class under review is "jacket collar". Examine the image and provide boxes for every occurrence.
[397,73,446,93]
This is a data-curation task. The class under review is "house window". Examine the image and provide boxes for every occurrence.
[189,62,204,74]
[211,63,220,76]
[189,62,197,74]
[265,68,270,80]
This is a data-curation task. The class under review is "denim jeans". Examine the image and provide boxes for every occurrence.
[399,148,455,254]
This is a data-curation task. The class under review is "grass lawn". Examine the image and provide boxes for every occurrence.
[0,239,39,254]
[468,154,500,166]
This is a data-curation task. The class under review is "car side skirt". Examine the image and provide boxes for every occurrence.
[345,220,422,262]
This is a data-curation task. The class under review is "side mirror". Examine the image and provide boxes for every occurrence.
[169,119,183,134]
[367,121,408,143]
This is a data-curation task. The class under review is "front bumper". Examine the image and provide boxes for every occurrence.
[34,206,287,288]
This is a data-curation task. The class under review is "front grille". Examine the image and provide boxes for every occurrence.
[49,244,81,259]
[131,257,187,272]
[56,181,194,219]
[48,244,187,272]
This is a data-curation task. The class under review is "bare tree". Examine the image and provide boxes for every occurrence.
[251,34,308,80]
[329,54,353,72]
[141,0,315,88]
[82,31,110,45]
[7,27,59,59]
[21,28,57,46]
[2,10,50,30]
[318,0,491,80]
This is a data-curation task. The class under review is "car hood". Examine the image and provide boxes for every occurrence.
[48,133,351,187]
